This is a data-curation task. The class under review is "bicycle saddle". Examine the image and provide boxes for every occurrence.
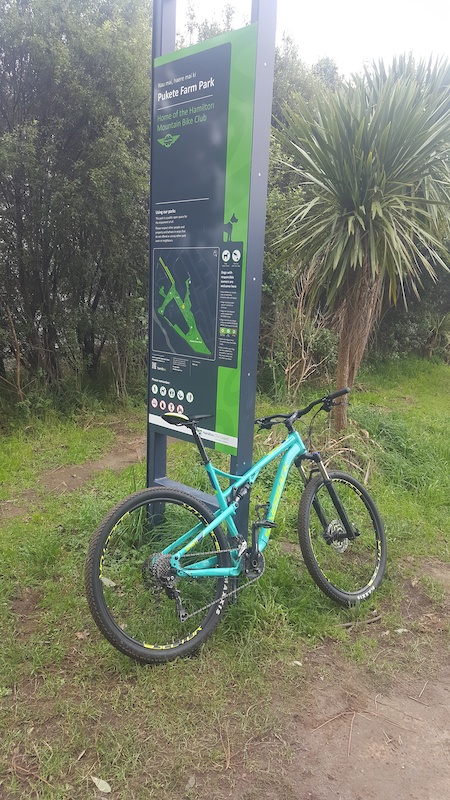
[161,412,212,427]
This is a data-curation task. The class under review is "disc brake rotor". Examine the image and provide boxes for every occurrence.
[326,521,349,553]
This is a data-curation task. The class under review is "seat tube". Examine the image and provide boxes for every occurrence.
[259,440,303,549]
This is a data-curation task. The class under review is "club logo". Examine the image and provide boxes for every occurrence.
[157,134,180,148]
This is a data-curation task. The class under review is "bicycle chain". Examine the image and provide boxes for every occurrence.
[174,547,265,622]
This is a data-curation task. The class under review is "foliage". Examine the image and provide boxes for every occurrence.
[259,263,337,399]
[179,1,238,46]
[260,40,342,396]
[276,56,450,425]
[272,37,341,127]
[0,0,151,393]
[1,4,448,415]
[373,270,450,361]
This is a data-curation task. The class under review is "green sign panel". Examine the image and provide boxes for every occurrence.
[149,26,258,455]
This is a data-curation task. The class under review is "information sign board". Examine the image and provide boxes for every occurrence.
[148,25,258,456]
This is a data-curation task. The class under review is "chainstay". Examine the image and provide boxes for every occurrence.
[177,548,264,621]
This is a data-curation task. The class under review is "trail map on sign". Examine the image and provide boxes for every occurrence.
[153,248,218,360]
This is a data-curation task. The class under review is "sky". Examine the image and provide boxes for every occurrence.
[176,0,450,76]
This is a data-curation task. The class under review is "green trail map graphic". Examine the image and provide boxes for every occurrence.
[158,257,210,355]
[153,249,218,359]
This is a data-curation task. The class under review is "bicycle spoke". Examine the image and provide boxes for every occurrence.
[298,472,386,604]
[86,489,230,662]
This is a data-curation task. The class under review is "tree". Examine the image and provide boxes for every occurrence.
[272,37,341,127]
[180,2,237,47]
[258,40,342,393]
[0,0,151,386]
[277,56,450,427]
[312,57,340,90]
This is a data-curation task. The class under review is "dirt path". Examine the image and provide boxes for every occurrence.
[213,650,450,800]
[0,433,147,521]
[2,430,449,799]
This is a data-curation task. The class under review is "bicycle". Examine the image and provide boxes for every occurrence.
[85,388,386,664]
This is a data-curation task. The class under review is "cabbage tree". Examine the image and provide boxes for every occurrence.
[278,57,450,428]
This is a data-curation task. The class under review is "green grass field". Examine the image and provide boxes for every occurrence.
[0,357,449,798]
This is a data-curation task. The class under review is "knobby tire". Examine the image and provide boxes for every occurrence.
[85,487,230,664]
[298,471,386,605]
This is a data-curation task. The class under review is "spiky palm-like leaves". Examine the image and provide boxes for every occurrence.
[278,57,450,427]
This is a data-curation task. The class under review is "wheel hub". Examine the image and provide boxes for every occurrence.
[142,552,175,589]
[326,521,349,553]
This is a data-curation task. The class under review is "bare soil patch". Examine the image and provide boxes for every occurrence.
[0,432,146,520]
[192,581,450,800]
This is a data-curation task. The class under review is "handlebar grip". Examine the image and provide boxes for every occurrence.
[327,387,350,401]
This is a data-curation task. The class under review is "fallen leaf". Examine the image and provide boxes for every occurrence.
[100,577,116,588]
[91,776,111,793]
[185,776,196,791]
[75,631,90,640]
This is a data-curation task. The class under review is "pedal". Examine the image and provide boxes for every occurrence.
[254,502,276,530]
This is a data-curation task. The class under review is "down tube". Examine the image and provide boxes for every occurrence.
[258,440,304,551]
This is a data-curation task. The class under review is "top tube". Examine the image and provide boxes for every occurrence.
[205,429,307,516]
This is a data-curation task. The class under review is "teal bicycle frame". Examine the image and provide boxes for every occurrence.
[163,429,308,579]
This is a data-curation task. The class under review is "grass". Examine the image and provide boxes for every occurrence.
[0,412,121,501]
[0,356,449,798]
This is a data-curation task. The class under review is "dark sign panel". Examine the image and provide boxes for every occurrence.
[149,26,258,455]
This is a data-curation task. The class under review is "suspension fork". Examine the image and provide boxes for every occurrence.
[296,454,357,541]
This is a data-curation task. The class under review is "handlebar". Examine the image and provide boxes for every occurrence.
[254,388,350,432]
[326,388,351,402]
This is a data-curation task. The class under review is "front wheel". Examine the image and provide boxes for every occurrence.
[298,471,386,605]
[85,488,231,664]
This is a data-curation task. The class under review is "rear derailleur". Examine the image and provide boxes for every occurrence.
[142,552,188,622]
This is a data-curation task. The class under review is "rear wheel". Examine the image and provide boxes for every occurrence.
[298,471,386,605]
[85,488,230,663]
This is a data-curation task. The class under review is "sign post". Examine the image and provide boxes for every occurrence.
[147,0,277,517]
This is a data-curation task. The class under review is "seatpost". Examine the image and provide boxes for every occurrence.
[190,424,210,465]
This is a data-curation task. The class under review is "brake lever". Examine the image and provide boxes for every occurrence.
[257,422,273,432]
[254,417,272,431]
[321,397,349,413]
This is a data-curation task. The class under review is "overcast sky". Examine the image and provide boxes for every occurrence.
[176,0,450,76]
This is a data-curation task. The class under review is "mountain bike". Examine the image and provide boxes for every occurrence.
[85,388,386,664]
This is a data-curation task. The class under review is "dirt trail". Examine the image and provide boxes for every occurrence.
[0,433,146,521]
[275,656,450,800]
[204,652,450,800]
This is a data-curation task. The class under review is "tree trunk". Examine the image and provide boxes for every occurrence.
[334,328,351,430]
[333,265,383,431]
[5,304,24,401]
